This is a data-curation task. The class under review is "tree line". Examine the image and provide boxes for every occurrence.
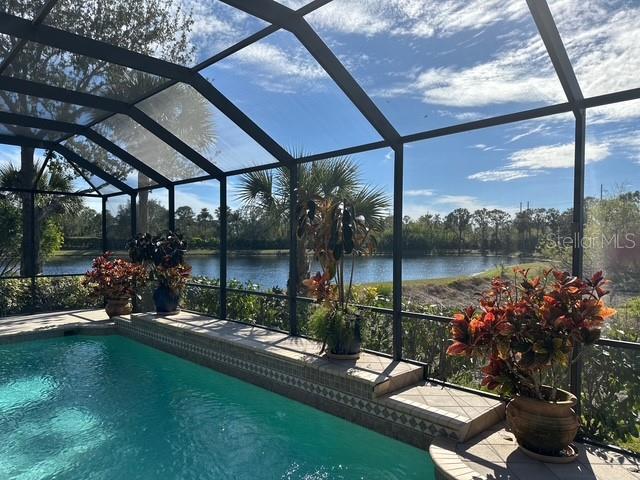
[62,200,577,256]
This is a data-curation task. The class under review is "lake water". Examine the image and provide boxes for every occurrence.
[44,254,528,288]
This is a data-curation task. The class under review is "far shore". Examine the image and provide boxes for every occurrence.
[52,248,540,259]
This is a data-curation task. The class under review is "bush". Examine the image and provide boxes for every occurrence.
[0,276,100,317]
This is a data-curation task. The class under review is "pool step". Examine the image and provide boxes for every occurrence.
[382,382,505,441]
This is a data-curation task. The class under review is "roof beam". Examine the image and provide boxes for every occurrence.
[0,132,132,193]
[82,130,171,186]
[0,133,49,149]
[0,75,128,112]
[291,18,400,143]
[526,0,583,105]
[216,1,297,26]
[53,144,133,193]
[0,11,294,166]
[217,0,400,143]
[0,111,171,186]
[191,74,294,163]
[0,0,59,74]
[0,11,191,81]
[127,108,225,178]
[0,76,223,179]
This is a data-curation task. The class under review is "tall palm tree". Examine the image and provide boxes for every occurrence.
[237,156,390,291]
[0,152,81,275]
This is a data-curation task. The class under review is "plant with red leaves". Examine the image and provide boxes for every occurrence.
[83,253,148,299]
[447,268,616,401]
[155,264,192,295]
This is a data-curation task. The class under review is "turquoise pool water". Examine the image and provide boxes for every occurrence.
[0,335,434,480]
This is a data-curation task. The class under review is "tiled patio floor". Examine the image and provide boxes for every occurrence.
[431,423,640,480]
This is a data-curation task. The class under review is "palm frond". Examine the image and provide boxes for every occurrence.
[0,163,23,189]
[349,185,391,232]
[236,169,275,208]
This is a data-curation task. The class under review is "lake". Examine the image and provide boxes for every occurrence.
[43,254,530,288]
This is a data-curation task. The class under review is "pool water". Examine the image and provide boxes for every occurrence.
[0,336,434,480]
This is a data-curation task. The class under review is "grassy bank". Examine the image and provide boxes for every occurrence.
[365,261,554,310]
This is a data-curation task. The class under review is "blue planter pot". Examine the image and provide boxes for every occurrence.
[153,286,181,315]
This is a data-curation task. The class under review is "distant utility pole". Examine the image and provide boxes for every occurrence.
[600,184,603,201]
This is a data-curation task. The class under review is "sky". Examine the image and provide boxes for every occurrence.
[0,0,638,219]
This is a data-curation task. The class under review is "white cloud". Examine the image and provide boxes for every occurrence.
[235,43,325,81]
[508,142,609,170]
[408,37,565,108]
[220,41,326,93]
[467,141,611,183]
[468,169,535,182]
[405,189,434,197]
[309,0,527,39]
[313,0,639,124]
[508,123,547,143]
[550,0,640,98]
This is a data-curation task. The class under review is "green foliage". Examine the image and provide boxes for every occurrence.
[0,276,100,317]
[0,195,21,276]
[41,221,65,258]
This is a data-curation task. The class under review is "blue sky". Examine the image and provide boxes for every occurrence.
[1,0,638,218]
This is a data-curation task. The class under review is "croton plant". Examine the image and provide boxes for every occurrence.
[83,253,147,299]
[447,268,616,401]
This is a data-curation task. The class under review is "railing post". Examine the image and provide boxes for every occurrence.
[288,163,299,335]
[392,145,404,360]
[29,191,36,313]
[168,185,175,232]
[570,108,586,414]
[101,196,108,253]
[130,192,137,237]
[219,177,227,320]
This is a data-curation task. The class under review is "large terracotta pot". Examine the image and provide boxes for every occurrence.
[153,285,181,315]
[326,314,362,360]
[506,386,579,458]
[105,297,132,318]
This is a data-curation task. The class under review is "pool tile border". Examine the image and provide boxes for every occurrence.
[116,316,462,448]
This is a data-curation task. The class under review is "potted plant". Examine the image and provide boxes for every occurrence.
[447,268,616,461]
[83,253,148,318]
[128,231,192,314]
[297,198,377,360]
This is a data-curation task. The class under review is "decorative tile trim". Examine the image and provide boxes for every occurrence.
[116,318,461,443]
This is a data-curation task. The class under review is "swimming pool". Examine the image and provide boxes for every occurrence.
[0,335,434,479]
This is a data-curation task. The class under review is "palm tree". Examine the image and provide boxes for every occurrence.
[0,152,81,275]
[237,157,390,291]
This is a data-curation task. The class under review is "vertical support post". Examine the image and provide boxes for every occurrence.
[219,177,227,320]
[130,192,138,237]
[101,196,108,253]
[570,109,586,414]
[29,191,36,314]
[288,163,299,335]
[168,185,176,232]
[392,145,404,360]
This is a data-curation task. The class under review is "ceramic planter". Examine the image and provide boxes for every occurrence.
[105,297,132,318]
[326,314,362,360]
[506,386,579,462]
[153,285,181,315]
